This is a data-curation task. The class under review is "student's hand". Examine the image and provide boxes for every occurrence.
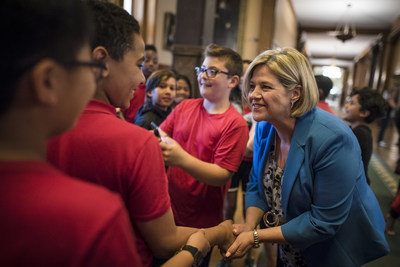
[159,137,186,166]
[186,230,211,257]
[232,223,252,236]
[224,230,254,259]
[217,220,236,254]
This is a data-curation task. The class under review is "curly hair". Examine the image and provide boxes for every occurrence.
[87,0,140,61]
[350,87,388,123]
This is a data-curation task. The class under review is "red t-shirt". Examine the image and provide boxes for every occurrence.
[0,160,142,267]
[47,100,170,266]
[160,98,249,228]
[124,83,146,123]
[317,100,336,115]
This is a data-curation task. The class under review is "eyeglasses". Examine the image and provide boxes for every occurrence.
[64,60,106,82]
[195,66,231,78]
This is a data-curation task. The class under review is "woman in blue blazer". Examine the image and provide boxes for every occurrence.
[225,48,389,266]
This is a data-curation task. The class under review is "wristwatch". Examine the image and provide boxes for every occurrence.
[180,245,204,267]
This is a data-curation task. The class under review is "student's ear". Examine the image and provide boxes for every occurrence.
[146,91,152,98]
[318,88,323,98]
[31,59,62,106]
[228,75,240,89]
[92,46,109,79]
[291,85,302,104]
[360,110,370,119]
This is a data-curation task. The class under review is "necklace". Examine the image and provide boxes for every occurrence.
[263,134,283,227]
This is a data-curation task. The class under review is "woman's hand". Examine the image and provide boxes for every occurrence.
[225,230,254,258]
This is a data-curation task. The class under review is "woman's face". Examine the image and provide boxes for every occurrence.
[151,76,176,111]
[174,79,190,104]
[248,65,292,123]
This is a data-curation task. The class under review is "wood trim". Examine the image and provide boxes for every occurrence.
[258,0,276,53]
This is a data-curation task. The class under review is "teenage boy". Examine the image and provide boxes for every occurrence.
[134,69,176,129]
[47,2,234,266]
[0,0,142,266]
[159,43,249,266]
[125,44,159,122]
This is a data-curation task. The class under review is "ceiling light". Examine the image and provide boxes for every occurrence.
[334,4,356,42]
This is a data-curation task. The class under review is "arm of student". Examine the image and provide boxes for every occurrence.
[136,209,236,259]
[135,208,198,259]
[162,230,210,267]
[244,121,256,158]
[159,137,232,186]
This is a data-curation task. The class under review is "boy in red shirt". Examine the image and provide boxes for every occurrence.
[0,0,142,266]
[160,43,249,266]
[124,44,159,122]
[47,2,235,266]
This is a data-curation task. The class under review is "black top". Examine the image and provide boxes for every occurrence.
[352,125,372,185]
[133,103,172,130]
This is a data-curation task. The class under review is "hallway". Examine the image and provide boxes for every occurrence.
[365,118,400,266]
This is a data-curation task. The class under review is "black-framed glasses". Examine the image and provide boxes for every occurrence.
[195,66,231,78]
[64,60,106,82]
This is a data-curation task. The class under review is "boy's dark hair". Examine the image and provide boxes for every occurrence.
[351,87,388,123]
[1,0,94,114]
[145,69,176,103]
[243,59,252,65]
[315,75,333,100]
[87,0,140,61]
[204,44,243,77]
[145,44,158,53]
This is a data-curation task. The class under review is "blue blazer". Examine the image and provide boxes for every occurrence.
[246,108,389,266]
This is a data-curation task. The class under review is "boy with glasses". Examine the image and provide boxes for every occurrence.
[159,43,249,266]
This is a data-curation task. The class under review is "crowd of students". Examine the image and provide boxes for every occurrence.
[0,1,394,267]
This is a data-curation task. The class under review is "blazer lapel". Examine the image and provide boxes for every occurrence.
[281,108,315,212]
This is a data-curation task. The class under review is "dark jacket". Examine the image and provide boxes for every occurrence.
[133,103,172,130]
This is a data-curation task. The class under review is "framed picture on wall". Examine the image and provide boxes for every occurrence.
[163,12,175,50]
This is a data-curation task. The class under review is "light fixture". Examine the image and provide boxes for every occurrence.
[334,4,356,42]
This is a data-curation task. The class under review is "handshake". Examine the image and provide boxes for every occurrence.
[184,220,257,261]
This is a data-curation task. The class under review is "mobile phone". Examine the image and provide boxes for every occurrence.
[150,122,160,138]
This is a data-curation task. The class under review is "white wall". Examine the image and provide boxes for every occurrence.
[242,0,262,60]
[274,0,297,49]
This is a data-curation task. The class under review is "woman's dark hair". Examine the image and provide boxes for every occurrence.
[1,0,94,114]
[87,0,141,61]
[350,87,388,123]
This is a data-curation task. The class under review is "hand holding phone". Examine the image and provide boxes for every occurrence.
[150,122,160,138]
